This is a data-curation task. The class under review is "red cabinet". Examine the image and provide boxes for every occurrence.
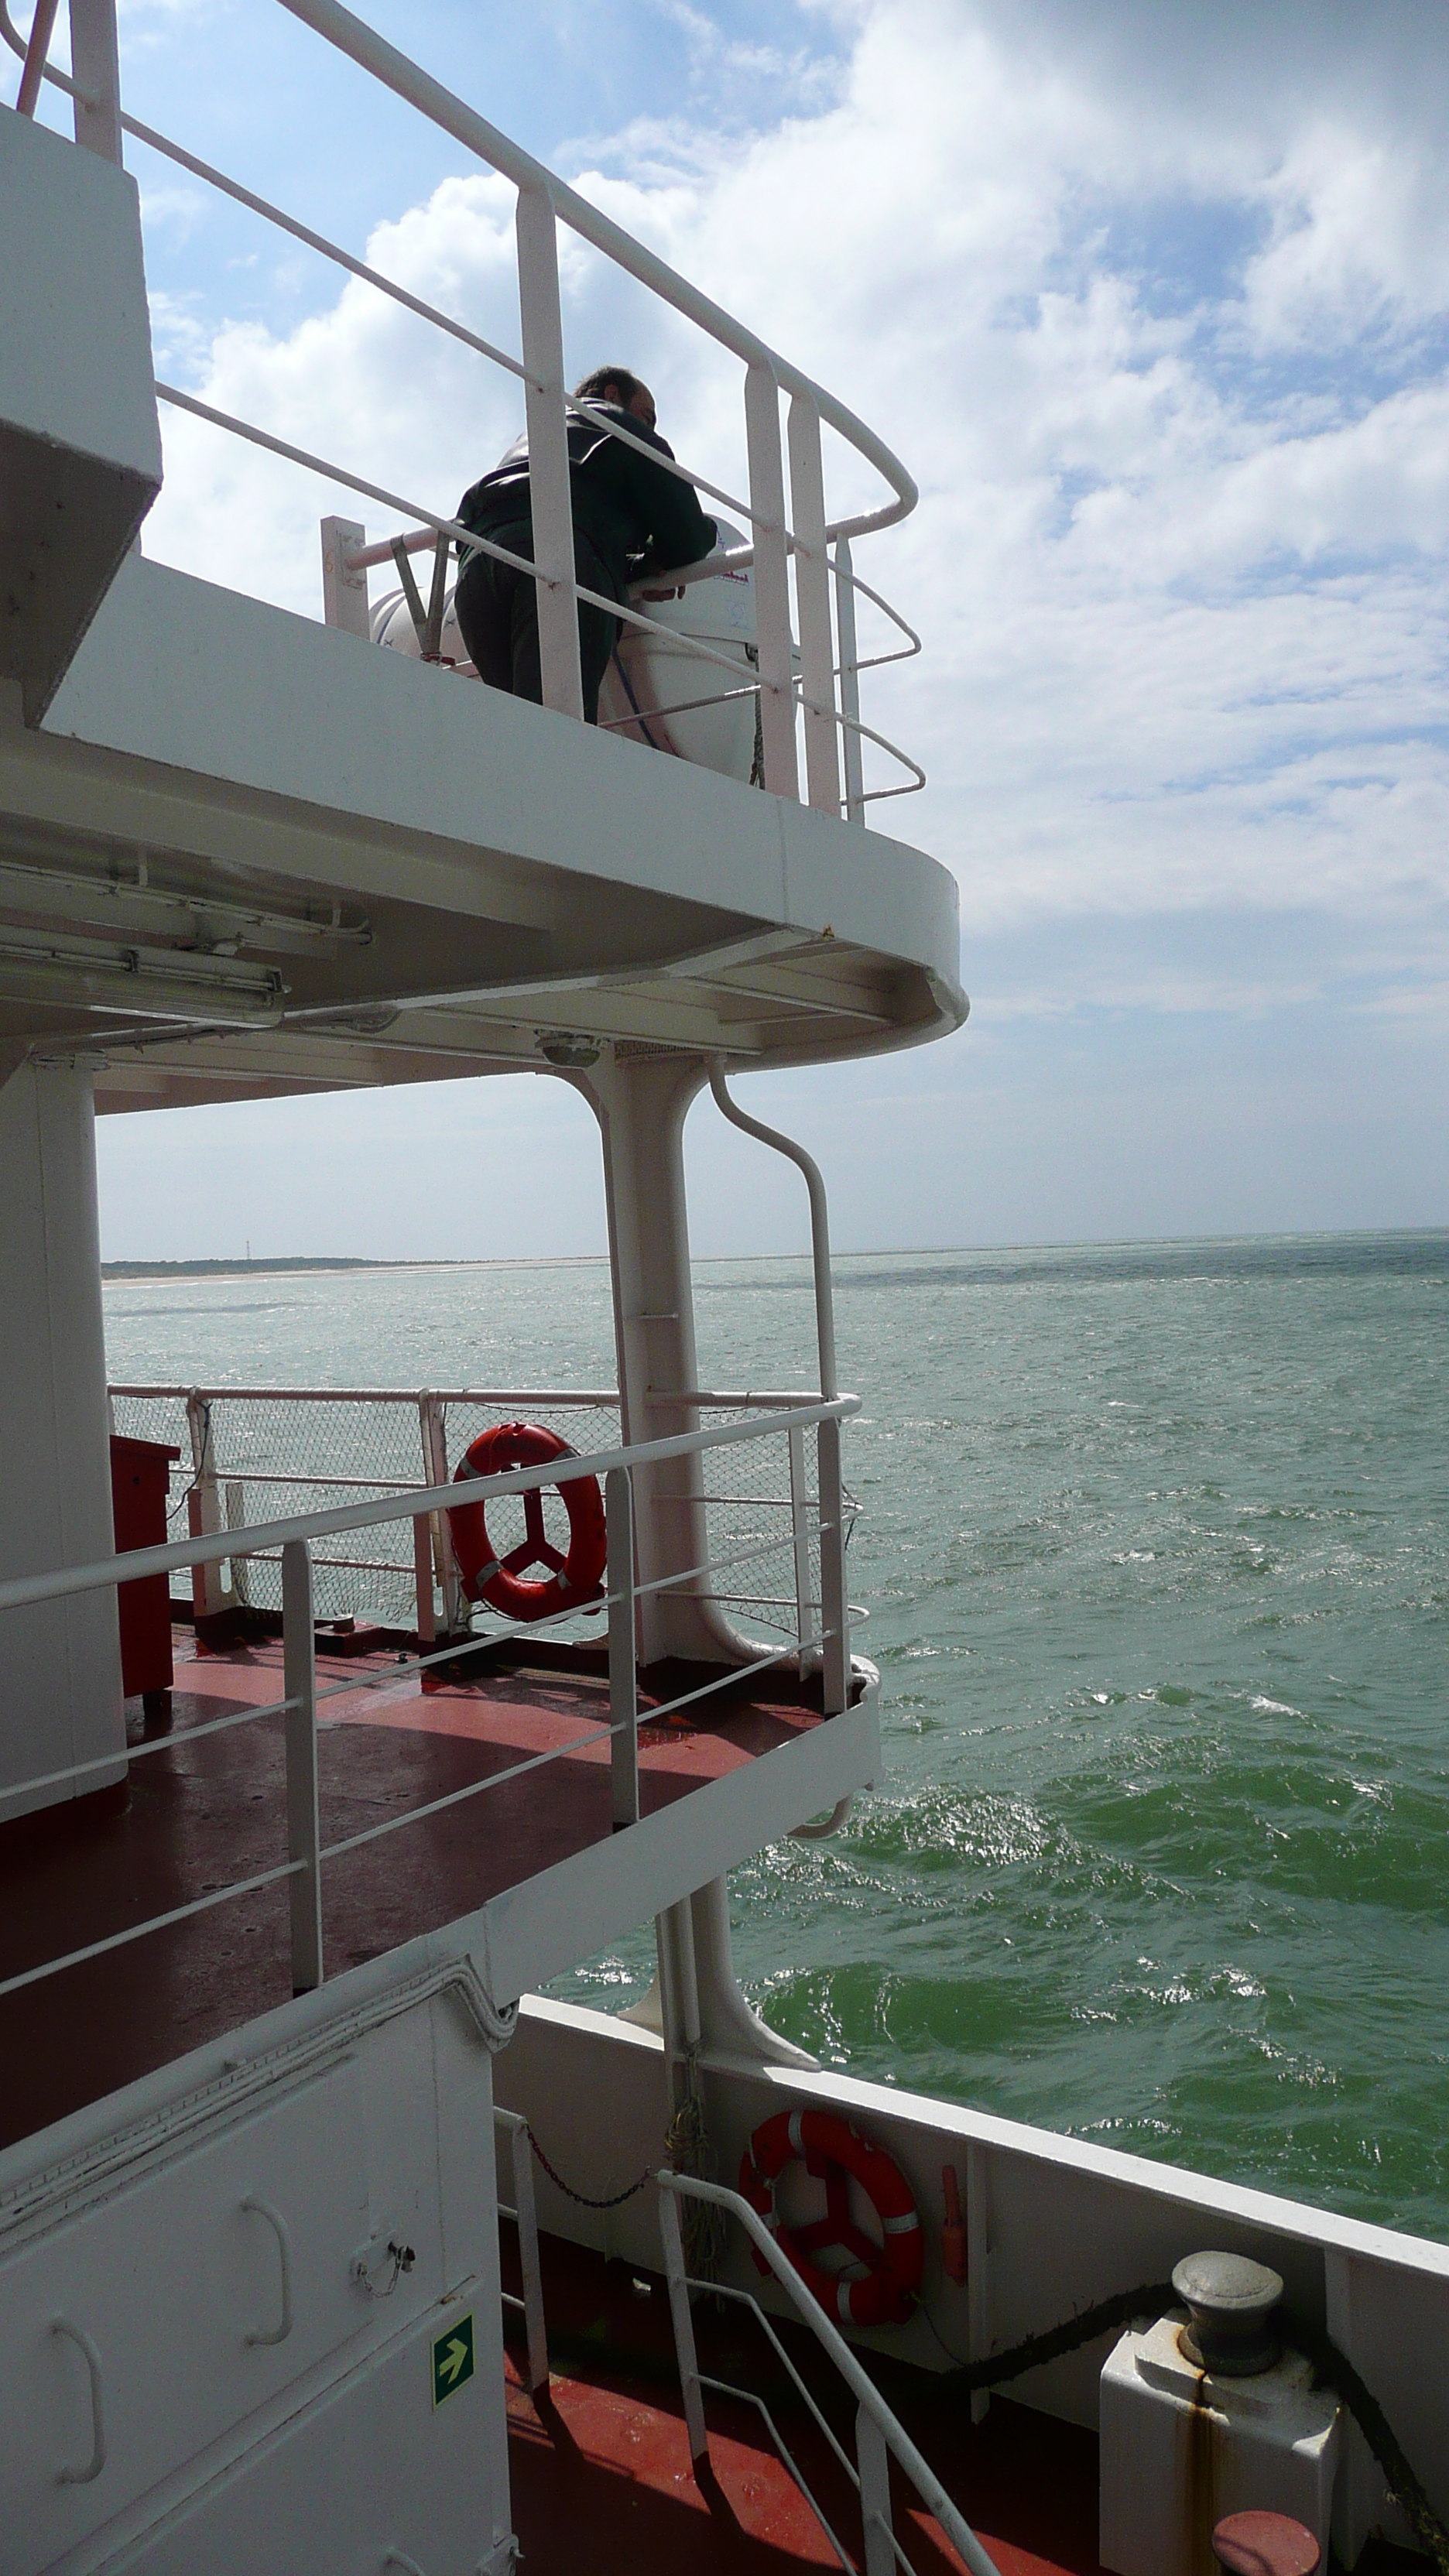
[110,1434,181,1725]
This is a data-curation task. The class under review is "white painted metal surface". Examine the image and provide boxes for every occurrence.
[1099,2317,1340,2575]
[0,1063,124,1818]
[0,103,159,721]
[0,1973,513,2575]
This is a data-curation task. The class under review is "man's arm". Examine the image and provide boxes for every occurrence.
[615,421,718,574]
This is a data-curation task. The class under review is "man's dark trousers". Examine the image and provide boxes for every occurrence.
[454,523,621,723]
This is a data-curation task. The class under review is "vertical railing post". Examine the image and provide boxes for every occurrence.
[855,2401,896,2576]
[15,0,60,116]
[744,361,799,799]
[419,1394,461,1636]
[224,1480,249,1608]
[505,2113,550,2395]
[282,1537,323,1995]
[68,0,122,163]
[412,1513,436,1647]
[786,395,841,815]
[659,2184,709,2466]
[515,182,584,721]
[818,1413,849,1718]
[834,535,867,824]
[788,1423,819,1665]
[186,1392,226,1620]
[320,516,370,637]
[607,1466,639,1829]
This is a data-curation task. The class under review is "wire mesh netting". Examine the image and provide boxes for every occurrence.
[691,1408,821,1646]
[108,1387,841,1645]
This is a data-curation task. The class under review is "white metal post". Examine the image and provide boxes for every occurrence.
[15,0,60,116]
[282,1537,323,1994]
[186,1392,226,1619]
[787,1423,819,1663]
[856,2400,896,2576]
[505,2112,550,2395]
[818,1414,848,1718]
[320,516,370,636]
[744,361,799,799]
[224,1481,249,1608]
[658,2184,709,2465]
[420,1395,462,1635]
[68,0,122,162]
[515,182,584,721]
[607,1466,639,1828]
[786,395,841,815]
[655,1895,702,2116]
[412,1513,436,1646]
[834,535,867,824]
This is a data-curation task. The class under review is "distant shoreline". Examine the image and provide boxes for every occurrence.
[101,1255,607,1281]
[102,1257,473,1282]
[101,1226,1449,1285]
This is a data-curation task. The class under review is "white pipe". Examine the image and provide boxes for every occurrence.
[790,1793,855,1841]
[707,1065,838,1402]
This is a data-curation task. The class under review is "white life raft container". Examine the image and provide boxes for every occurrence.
[598,517,758,782]
[372,519,762,786]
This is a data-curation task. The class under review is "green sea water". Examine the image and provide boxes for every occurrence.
[103,1230,1449,2239]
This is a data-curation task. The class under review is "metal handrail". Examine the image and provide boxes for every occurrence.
[0,1395,856,1612]
[0,1400,858,2012]
[658,2172,1002,2576]
[154,381,927,803]
[2,0,924,812]
[272,0,916,546]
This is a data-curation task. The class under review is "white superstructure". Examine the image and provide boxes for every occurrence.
[1,9,1445,2574]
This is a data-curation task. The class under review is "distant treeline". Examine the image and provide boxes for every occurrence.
[101,1258,451,1279]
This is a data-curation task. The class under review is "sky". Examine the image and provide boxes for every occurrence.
[19,0,1449,1256]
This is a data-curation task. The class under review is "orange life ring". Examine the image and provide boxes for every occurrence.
[447,1422,607,1624]
[739,2108,923,2329]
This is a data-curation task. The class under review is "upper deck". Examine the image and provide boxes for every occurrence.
[0,5,965,1115]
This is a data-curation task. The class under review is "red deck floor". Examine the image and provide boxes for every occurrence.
[505,2235,1108,2576]
[0,1629,828,2148]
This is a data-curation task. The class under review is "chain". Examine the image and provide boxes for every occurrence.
[525,2123,656,2211]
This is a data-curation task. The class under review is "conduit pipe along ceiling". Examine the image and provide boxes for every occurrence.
[0,929,289,1025]
[0,858,372,955]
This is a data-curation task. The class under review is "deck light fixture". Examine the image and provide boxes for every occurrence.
[0,927,288,1026]
[536,1031,601,1067]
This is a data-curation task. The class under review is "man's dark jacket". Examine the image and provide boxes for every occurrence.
[456,404,717,601]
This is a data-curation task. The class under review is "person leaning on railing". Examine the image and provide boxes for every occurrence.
[453,365,718,722]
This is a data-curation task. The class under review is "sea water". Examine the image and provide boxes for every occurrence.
[103,1231,1449,2239]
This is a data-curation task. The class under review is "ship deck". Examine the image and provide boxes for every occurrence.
[0,1627,834,2150]
[502,2236,1417,2576]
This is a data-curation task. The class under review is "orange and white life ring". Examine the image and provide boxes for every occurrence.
[739,2107,923,2330]
[447,1421,606,1623]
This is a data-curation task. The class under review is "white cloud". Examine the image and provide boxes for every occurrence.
[135,0,1449,964]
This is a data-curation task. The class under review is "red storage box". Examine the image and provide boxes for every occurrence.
[110,1434,181,1722]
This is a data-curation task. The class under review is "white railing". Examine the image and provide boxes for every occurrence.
[0,1399,857,2009]
[658,2172,1001,2576]
[2,0,923,816]
[107,1382,850,1649]
[494,2106,548,2398]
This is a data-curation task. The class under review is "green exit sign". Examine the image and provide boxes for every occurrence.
[431,2311,475,2408]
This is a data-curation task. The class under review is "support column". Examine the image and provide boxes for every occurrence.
[0,1062,125,1818]
[574,1047,738,1667]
